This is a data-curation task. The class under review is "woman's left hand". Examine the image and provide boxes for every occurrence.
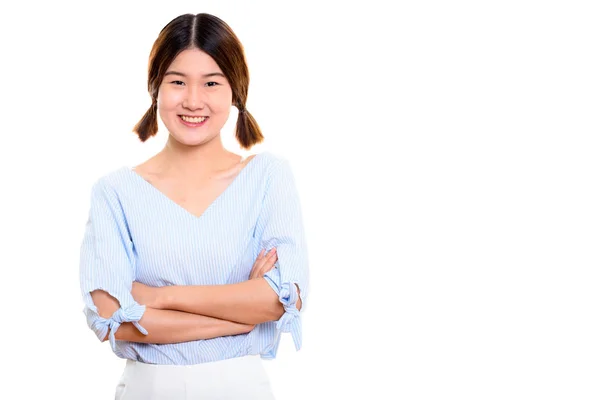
[249,248,278,280]
[131,282,161,308]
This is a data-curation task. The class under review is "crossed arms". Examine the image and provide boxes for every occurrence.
[91,249,302,344]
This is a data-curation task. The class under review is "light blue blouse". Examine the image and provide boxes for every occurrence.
[79,151,309,365]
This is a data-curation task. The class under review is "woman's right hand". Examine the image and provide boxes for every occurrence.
[249,248,278,280]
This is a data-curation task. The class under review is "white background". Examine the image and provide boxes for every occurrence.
[0,0,599,398]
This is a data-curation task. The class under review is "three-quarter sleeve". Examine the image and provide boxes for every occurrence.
[79,178,147,359]
[258,158,310,358]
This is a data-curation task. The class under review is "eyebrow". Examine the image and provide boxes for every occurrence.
[164,71,226,79]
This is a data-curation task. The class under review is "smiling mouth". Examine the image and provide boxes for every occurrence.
[179,115,208,123]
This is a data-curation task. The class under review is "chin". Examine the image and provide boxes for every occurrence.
[171,132,217,146]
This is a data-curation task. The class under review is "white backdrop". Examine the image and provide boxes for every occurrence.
[0,0,599,399]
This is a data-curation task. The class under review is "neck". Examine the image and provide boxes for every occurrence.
[158,134,239,178]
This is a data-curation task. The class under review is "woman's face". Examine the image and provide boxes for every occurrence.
[157,48,233,146]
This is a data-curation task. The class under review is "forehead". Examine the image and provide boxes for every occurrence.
[166,48,223,75]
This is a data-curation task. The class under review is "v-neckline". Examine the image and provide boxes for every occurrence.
[125,153,261,220]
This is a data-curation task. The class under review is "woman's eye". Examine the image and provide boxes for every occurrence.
[206,82,219,87]
[171,80,185,86]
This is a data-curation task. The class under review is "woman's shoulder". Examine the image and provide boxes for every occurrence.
[249,151,301,193]
[253,150,291,172]
[88,165,136,196]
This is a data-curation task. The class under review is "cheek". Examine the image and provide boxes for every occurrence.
[212,92,233,116]
[213,88,233,111]
[157,93,179,125]
[157,88,181,111]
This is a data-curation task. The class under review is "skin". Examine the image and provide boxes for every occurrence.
[92,248,281,343]
[131,249,302,325]
[91,48,301,344]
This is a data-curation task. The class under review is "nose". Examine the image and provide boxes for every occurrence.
[183,85,207,110]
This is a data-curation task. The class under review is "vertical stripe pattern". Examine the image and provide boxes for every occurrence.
[79,151,309,365]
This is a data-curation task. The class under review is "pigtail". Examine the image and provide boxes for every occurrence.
[133,101,158,142]
[235,106,263,149]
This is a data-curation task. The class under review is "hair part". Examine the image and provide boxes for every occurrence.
[133,13,263,148]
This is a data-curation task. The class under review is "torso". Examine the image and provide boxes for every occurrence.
[88,151,304,364]
[132,153,257,218]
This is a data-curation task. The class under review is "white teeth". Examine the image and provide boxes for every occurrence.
[180,116,207,123]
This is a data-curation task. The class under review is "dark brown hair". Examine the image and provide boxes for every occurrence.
[133,13,263,149]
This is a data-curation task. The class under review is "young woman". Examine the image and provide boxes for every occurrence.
[79,13,309,399]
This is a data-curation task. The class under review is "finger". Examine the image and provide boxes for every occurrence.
[252,249,268,270]
[250,250,267,277]
[267,251,278,267]
[251,249,277,279]
[249,264,258,280]
[262,249,277,268]
[259,254,278,276]
[268,252,278,264]
[250,262,260,279]
[258,249,276,268]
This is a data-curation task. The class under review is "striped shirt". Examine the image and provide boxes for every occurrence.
[79,151,309,365]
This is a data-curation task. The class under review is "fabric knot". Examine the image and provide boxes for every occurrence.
[276,281,300,331]
[275,308,299,332]
[278,282,298,308]
[273,281,302,351]
[107,304,148,351]
[112,304,147,326]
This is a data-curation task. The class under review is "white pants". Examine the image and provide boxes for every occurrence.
[115,355,276,399]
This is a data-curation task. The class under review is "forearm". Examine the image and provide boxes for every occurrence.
[158,279,293,325]
[107,307,253,344]
[91,290,252,344]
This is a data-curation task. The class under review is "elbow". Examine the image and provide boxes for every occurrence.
[86,290,119,343]
[290,283,303,312]
[250,300,292,324]
[271,303,286,322]
[249,304,283,324]
[272,297,302,319]
[90,289,120,319]
[262,272,305,322]
[85,289,148,344]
